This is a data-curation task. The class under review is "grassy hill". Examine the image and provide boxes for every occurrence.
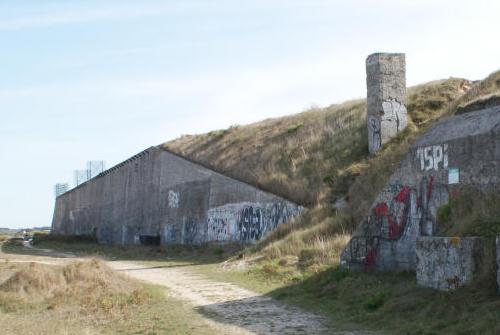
[164,71,500,265]
[165,78,470,205]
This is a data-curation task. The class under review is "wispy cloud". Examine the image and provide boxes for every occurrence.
[0,3,183,30]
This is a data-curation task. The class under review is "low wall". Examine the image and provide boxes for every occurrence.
[416,237,483,291]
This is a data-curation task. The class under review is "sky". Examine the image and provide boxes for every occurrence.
[1,0,499,229]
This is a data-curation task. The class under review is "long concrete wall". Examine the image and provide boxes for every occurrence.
[341,105,500,271]
[52,147,302,245]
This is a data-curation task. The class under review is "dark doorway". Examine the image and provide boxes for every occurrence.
[139,235,160,246]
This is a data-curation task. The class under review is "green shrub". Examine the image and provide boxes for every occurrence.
[364,292,386,311]
[437,203,452,224]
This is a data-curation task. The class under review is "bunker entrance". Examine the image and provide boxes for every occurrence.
[139,235,160,246]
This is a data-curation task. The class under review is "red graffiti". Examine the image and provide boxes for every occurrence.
[364,249,376,272]
[374,203,389,216]
[388,216,401,239]
[394,186,410,203]
[427,176,434,199]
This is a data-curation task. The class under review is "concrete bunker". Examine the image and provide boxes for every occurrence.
[52,147,303,246]
[342,104,500,272]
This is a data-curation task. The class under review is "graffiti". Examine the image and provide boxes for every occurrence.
[364,249,377,272]
[347,236,379,271]
[206,202,302,242]
[381,99,407,133]
[239,206,264,241]
[416,144,448,171]
[168,190,179,208]
[370,184,412,241]
[182,218,198,244]
[368,99,408,154]
[208,216,230,241]
[368,115,382,152]
[344,175,449,269]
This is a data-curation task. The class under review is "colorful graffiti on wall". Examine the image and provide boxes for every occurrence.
[207,202,302,242]
[345,175,449,271]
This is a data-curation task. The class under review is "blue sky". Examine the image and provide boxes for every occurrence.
[1,0,499,229]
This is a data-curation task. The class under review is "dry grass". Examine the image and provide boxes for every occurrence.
[449,70,500,113]
[165,77,475,267]
[165,78,470,208]
[166,99,367,205]
[0,259,153,335]
[0,259,150,315]
[0,258,225,335]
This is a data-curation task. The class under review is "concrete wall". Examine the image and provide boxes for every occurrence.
[52,147,302,245]
[497,236,500,294]
[416,237,483,291]
[366,53,407,154]
[341,105,500,271]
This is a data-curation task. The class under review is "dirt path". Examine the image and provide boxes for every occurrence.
[108,261,337,335]
[1,242,364,335]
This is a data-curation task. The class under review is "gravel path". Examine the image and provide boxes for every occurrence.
[2,242,367,335]
[108,261,337,335]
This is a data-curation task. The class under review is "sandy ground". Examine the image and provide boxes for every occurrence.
[1,242,365,335]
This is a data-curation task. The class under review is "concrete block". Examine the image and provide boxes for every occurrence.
[416,237,483,291]
[366,52,407,154]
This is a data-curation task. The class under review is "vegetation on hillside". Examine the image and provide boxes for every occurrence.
[436,187,500,237]
[165,77,473,264]
[451,70,500,113]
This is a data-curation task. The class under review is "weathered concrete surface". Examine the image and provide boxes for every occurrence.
[366,53,407,154]
[416,237,483,291]
[497,236,500,294]
[52,147,302,245]
[342,104,500,271]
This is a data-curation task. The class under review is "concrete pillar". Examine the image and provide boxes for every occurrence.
[366,53,407,154]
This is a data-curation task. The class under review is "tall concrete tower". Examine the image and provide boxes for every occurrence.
[366,53,407,154]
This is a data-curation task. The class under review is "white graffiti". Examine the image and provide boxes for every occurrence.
[207,202,303,242]
[168,190,180,208]
[368,99,408,154]
[416,144,448,171]
[381,99,408,132]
